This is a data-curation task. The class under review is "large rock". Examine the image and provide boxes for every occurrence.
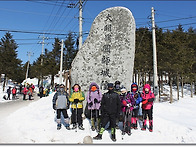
[71,6,135,93]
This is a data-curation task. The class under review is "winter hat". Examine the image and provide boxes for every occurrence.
[107,83,114,88]
[121,87,127,93]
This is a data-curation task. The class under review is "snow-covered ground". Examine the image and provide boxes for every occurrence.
[0,81,195,144]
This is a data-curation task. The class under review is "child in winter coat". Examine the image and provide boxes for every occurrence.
[120,87,135,136]
[53,84,70,130]
[23,86,28,100]
[86,82,102,132]
[130,83,142,129]
[69,84,85,130]
[12,86,17,100]
[141,84,155,132]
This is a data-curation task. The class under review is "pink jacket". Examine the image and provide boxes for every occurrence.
[23,87,28,95]
[141,84,155,110]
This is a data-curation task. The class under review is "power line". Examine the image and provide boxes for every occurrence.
[156,16,196,24]
[161,22,196,29]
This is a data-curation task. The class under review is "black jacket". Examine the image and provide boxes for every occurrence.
[100,90,121,117]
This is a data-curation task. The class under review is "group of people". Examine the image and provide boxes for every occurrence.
[52,81,155,142]
[22,83,35,100]
[6,86,17,100]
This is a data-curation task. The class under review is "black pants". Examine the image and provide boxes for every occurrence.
[132,108,139,118]
[23,94,26,100]
[7,94,11,100]
[142,106,153,120]
[90,109,100,119]
[71,108,83,126]
[101,113,116,129]
[57,109,68,119]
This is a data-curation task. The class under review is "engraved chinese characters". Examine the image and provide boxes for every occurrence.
[71,7,135,92]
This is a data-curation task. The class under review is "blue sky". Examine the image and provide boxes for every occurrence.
[0,0,196,64]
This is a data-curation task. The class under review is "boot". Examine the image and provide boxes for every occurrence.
[149,120,153,132]
[134,119,138,130]
[126,122,131,136]
[57,123,61,130]
[141,120,147,131]
[111,128,116,142]
[72,124,77,129]
[78,124,85,130]
[91,118,95,131]
[93,134,102,140]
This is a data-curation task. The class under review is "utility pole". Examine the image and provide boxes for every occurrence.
[59,39,64,84]
[67,0,83,49]
[151,7,159,102]
[25,51,34,82]
[79,0,83,50]
[38,34,48,86]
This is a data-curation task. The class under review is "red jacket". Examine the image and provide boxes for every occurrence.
[23,87,28,95]
[141,84,155,110]
[12,88,16,94]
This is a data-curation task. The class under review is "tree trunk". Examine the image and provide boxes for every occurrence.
[3,74,6,92]
[51,75,54,88]
[38,78,40,88]
[159,75,161,101]
[161,74,163,93]
[138,72,140,87]
[135,73,137,83]
[191,82,193,98]
[169,75,173,103]
[181,76,184,98]
[144,72,146,84]
[177,74,179,100]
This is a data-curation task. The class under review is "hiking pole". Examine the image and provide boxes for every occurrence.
[95,102,98,132]
[122,108,127,140]
[75,103,78,132]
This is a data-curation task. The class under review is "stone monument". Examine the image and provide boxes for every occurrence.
[71,6,135,93]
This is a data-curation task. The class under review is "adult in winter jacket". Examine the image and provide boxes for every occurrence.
[12,86,17,100]
[69,84,85,130]
[130,83,142,129]
[27,86,33,100]
[120,87,135,135]
[93,83,121,142]
[141,84,155,132]
[23,86,28,100]
[86,82,102,132]
[7,87,11,100]
[53,84,70,130]
[39,86,44,98]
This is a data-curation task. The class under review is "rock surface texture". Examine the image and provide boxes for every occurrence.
[71,6,135,92]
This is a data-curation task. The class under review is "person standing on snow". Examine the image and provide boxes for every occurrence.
[120,87,135,136]
[52,84,70,130]
[12,86,17,100]
[69,84,85,130]
[86,82,102,132]
[39,86,44,98]
[93,83,121,142]
[130,83,142,130]
[23,86,28,100]
[141,84,155,132]
[7,86,11,100]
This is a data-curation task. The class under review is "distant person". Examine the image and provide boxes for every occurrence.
[12,86,17,100]
[7,86,11,100]
[39,86,44,98]
[52,84,70,130]
[27,86,33,100]
[93,83,121,142]
[141,84,155,132]
[69,84,85,130]
[23,86,28,100]
[19,84,23,94]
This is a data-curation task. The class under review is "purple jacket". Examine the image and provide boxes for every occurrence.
[120,92,135,112]
[86,82,102,110]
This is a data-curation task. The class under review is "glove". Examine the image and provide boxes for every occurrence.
[134,93,138,98]
[53,104,57,110]
[94,98,99,103]
[142,99,148,105]
[89,102,93,107]
[74,99,79,103]
[127,103,131,107]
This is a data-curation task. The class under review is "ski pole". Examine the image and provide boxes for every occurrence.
[75,103,78,132]
[95,102,98,132]
[122,108,127,140]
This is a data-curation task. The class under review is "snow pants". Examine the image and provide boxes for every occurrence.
[71,108,83,126]
[57,109,69,119]
[142,106,153,120]
[101,113,116,129]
